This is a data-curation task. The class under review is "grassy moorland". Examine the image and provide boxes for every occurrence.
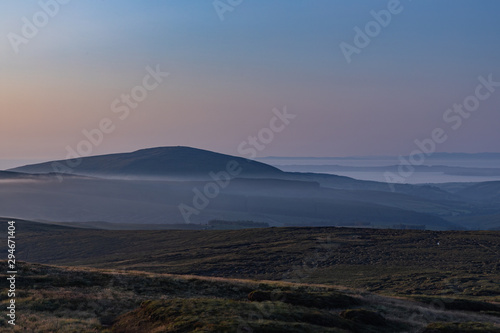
[1,262,499,332]
[1,219,500,332]
[9,219,500,299]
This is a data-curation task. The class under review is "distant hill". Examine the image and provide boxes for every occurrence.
[0,170,46,179]
[447,213,500,230]
[0,174,459,229]
[456,181,500,203]
[9,146,283,178]
[0,217,78,233]
[277,164,500,177]
[5,146,500,230]
[259,152,500,160]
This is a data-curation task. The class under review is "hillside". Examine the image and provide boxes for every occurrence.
[0,173,460,229]
[448,213,500,231]
[1,261,499,332]
[7,146,462,201]
[9,146,283,178]
[456,181,500,204]
[0,171,27,179]
[4,146,500,230]
[7,219,500,298]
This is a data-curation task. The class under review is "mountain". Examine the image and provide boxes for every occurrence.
[4,146,500,230]
[10,145,463,203]
[9,146,283,178]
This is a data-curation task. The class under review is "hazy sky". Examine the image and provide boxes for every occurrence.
[1,0,499,163]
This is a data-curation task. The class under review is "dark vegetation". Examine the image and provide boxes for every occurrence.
[422,322,500,333]
[3,219,500,300]
[208,219,270,229]
[1,261,499,332]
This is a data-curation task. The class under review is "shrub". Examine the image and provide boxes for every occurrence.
[340,309,386,326]
[413,297,500,313]
[423,322,500,333]
[248,290,361,309]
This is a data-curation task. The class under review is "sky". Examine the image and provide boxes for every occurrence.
[1,0,500,166]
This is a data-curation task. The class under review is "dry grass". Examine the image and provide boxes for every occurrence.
[0,261,499,332]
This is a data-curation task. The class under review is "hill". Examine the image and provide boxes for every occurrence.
[456,181,500,204]
[448,213,500,231]
[4,146,500,230]
[0,171,27,179]
[7,219,500,298]
[7,146,460,201]
[9,146,283,178]
[0,174,458,229]
[1,261,499,332]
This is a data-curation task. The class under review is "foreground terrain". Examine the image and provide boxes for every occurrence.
[7,219,500,298]
[1,219,499,332]
[1,262,499,332]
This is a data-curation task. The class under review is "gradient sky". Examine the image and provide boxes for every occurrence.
[1,0,500,165]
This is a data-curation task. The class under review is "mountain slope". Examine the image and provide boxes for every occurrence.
[9,146,283,178]
[0,175,458,229]
[456,181,500,203]
[7,145,465,204]
[0,170,26,179]
[5,146,496,230]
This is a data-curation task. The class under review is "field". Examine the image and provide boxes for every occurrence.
[9,219,500,298]
[1,262,499,332]
[1,219,499,332]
